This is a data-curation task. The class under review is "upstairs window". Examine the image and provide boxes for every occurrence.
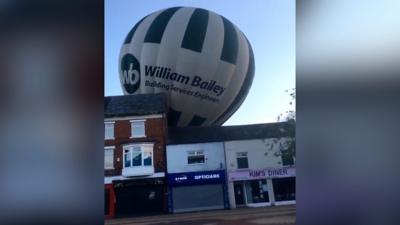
[105,122,114,140]
[130,120,145,138]
[143,151,152,166]
[187,150,205,164]
[236,152,249,169]
[123,144,153,168]
[104,148,114,169]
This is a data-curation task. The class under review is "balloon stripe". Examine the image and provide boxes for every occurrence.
[168,107,182,126]
[123,16,148,44]
[220,17,238,64]
[144,7,182,43]
[188,115,206,126]
[181,8,209,53]
[213,38,255,124]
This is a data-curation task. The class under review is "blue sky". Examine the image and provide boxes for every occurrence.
[105,0,295,125]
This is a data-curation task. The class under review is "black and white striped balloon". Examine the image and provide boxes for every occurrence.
[119,7,254,126]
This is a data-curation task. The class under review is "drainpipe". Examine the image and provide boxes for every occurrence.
[222,141,231,209]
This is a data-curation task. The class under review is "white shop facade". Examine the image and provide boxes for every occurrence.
[225,138,296,208]
[167,122,296,210]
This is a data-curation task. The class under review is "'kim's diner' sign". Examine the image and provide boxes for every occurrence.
[228,167,295,181]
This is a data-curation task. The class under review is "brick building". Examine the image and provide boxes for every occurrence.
[104,93,168,218]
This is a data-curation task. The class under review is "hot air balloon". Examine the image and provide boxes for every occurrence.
[119,7,255,126]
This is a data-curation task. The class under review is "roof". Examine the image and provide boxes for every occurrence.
[104,93,167,118]
[167,121,295,144]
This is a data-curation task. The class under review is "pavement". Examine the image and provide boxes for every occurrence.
[105,205,296,225]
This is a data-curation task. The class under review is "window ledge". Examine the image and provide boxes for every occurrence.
[236,168,250,170]
[187,163,205,166]
[122,167,154,177]
[130,135,146,138]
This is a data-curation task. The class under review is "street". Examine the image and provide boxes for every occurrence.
[106,205,296,225]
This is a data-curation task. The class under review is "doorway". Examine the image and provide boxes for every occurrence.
[234,182,245,206]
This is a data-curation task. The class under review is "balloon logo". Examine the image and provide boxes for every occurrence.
[119,7,255,126]
[121,54,141,94]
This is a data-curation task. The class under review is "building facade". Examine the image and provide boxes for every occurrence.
[167,122,295,211]
[104,94,168,218]
[166,142,229,213]
[225,138,296,208]
[103,95,296,218]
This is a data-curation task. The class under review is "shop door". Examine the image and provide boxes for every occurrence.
[234,182,245,205]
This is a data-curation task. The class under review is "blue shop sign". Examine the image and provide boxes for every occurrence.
[167,170,225,186]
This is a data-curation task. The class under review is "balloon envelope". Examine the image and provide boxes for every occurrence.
[119,7,255,126]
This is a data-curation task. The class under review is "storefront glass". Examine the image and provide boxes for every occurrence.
[272,177,295,201]
[245,179,269,203]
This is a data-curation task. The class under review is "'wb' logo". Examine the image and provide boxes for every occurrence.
[121,54,140,94]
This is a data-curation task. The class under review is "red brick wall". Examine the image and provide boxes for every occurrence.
[104,116,167,176]
[104,184,115,218]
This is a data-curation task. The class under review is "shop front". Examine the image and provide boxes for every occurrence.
[112,177,167,217]
[167,170,229,213]
[228,166,296,207]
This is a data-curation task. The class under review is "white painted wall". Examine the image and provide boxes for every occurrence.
[224,138,292,171]
[225,138,294,208]
[166,142,225,173]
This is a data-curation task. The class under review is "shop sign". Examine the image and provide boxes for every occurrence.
[228,167,295,181]
[168,170,225,186]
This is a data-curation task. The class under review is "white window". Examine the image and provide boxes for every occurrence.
[187,150,205,164]
[236,152,249,169]
[123,144,153,168]
[105,122,114,140]
[104,147,114,169]
[130,120,145,138]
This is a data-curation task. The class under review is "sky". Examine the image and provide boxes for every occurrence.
[105,0,295,125]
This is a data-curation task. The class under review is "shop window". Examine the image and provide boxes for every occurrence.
[236,152,249,169]
[247,180,269,203]
[124,144,152,168]
[104,147,114,169]
[105,122,114,139]
[187,150,205,164]
[130,120,145,137]
[272,177,296,201]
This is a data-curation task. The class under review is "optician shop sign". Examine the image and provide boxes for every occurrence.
[228,167,296,181]
[168,170,225,186]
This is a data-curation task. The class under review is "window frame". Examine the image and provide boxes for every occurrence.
[104,146,114,169]
[130,119,146,138]
[187,150,205,165]
[123,144,153,168]
[104,122,115,140]
[236,152,249,169]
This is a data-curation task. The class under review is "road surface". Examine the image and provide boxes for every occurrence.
[106,205,295,225]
